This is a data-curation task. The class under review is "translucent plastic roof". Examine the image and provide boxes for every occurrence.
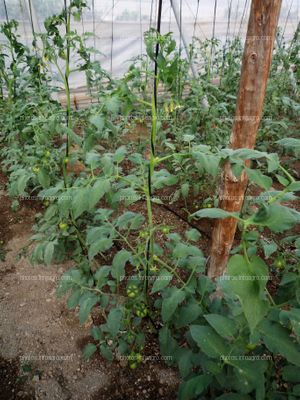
[1,0,299,86]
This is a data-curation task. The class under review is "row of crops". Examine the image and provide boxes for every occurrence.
[0,0,300,398]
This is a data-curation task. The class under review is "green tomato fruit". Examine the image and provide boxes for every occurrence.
[161,226,170,234]
[129,362,137,370]
[274,258,285,269]
[63,158,69,165]
[32,166,40,174]
[136,353,143,363]
[139,231,148,238]
[45,150,51,157]
[59,222,68,230]
[127,284,139,298]
[246,343,257,350]
[135,303,148,318]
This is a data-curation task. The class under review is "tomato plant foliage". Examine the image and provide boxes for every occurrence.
[0,5,299,399]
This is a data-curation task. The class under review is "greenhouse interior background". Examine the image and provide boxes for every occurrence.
[1,0,299,83]
[0,0,299,399]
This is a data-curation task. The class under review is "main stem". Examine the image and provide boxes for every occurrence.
[145,1,162,294]
[145,90,157,294]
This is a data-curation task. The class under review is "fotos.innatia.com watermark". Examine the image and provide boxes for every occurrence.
[20,354,74,362]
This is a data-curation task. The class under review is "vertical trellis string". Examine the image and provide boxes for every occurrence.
[139,0,143,56]
[92,0,96,60]
[154,0,163,109]
[3,0,9,24]
[280,0,294,46]
[28,0,35,43]
[209,0,218,80]
[237,0,249,37]
[110,0,114,74]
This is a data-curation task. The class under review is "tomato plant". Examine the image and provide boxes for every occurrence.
[0,5,299,399]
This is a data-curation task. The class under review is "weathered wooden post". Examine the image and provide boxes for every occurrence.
[208,0,282,278]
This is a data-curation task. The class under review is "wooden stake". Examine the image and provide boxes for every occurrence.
[208,0,282,278]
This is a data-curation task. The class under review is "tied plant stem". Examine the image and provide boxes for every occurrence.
[145,0,163,296]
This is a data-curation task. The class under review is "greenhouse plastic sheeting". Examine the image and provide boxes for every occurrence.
[0,0,299,87]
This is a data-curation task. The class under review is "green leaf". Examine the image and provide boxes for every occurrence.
[72,187,90,219]
[175,303,202,328]
[83,343,97,360]
[57,190,72,218]
[204,314,237,339]
[90,115,105,130]
[86,226,109,244]
[100,343,114,361]
[266,153,280,173]
[88,238,113,259]
[190,325,228,358]
[159,326,178,361]
[225,255,269,332]
[260,240,277,258]
[288,181,300,192]
[151,269,173,294]
[172,243,205,270]
[230,359,267,398]
[162,288,186,322]
[38,168,50,188]
[17,173,30,195]
[113,146,127,163]
[259,319,300,367]
[88,179,110,209]
[67,289,82,309]
[94,266,110,289]
[91,326,102,341]
[105,96,120,113]
[293,384,300,396]
[152,169,178,189]
[181,182,190,198]
[103,308,123,337]
[175,348,193,377]
[115,212,144,230]
[44,241,55,266]
[280,308,300,340]
[251,204,300,233]
[185,229,201,242]
[277,138,300,152]
[192,208,240,220]
[79,294,99,324]
[276,174,290,187]
[193,151,220,177]
[113,188,140,206]
[178,375,212,400]
[246,168,272,190]
[282,365,300,383]
[111,250,131,281]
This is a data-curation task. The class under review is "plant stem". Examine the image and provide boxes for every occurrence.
[144,93,157,294]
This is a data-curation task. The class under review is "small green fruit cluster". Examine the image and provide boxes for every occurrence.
[126,284,139,298]
[134,303,148,318]
[128,351,143,369]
